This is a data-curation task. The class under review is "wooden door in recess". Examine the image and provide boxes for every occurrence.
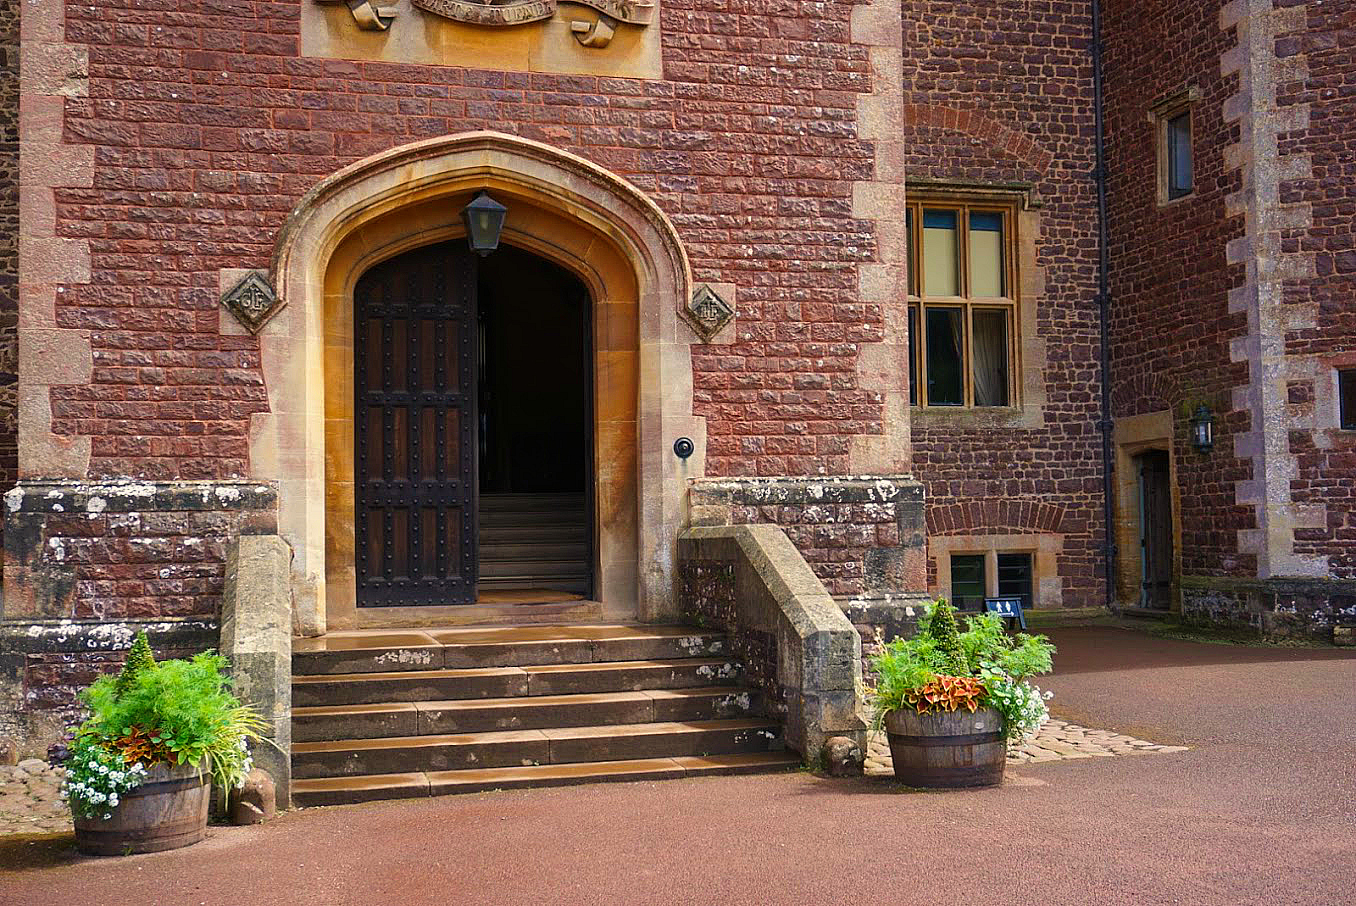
[354,242,477,606]
[1138,450,1173,610]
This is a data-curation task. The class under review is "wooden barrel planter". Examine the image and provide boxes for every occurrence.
[884,707,1006,789]
[73,763,209,856]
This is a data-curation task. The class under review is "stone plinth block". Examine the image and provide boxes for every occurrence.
[221,534,293,810]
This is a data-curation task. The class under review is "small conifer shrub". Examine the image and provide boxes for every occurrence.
[114,631,157,696]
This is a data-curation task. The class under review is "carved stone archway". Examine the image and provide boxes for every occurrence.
[263,132,701,634]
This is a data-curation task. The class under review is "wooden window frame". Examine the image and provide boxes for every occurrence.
[1340,368,1356,431]
[907,198,1020,409]
[1151,87,1200,206]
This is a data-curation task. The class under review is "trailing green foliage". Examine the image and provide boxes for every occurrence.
[62,646,267,819]
[867,600,1058,744]
[113,630,156,696]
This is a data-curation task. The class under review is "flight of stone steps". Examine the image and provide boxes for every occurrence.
[289,624,797,806]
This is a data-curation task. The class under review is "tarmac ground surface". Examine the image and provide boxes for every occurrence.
[2,626,1353,905]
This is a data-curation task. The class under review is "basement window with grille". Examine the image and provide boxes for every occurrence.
[997,553,1034,610]
[949,554,987,612]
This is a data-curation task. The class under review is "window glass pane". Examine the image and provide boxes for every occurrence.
[969,212,1005,297]
[906,208,917,296]
[922,209,959,297]
[997,553,1033,609]
[1341,369,1356,430]
[972,308,1010,407]
[925,306,964,406]
[950,554,986,612]
[908,305,918,406]
[1168,112,1192,198]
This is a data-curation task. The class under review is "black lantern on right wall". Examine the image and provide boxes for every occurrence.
[1191,404,1215,453]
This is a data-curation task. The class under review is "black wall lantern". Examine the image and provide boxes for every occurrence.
[461,190,507,257]
[1191,404,1215,453]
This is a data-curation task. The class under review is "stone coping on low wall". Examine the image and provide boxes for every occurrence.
[690,475,925,512]
[3,479,277,516]
[0,617,220,760]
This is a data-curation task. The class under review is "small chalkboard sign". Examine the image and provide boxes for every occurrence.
[984,597,1027,630]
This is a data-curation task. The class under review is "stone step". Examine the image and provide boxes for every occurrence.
[291,718,785,780]
[292,658,741,707]
[479,541,589,561]
[478,559,590,579]
[479,523,588,542]
[292,624,727,675]
[292,687,761,741]
[291,752,802,807]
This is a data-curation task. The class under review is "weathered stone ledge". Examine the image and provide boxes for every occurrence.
[4,479,277,516]
[690,475,925,508]
[0,618,218,652]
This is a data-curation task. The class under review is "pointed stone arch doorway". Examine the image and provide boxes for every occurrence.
[262,132,703,634]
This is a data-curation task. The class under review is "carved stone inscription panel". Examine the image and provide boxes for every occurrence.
[304,0,661,79]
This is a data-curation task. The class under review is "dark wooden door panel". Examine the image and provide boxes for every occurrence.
[355,242,477,606]
[1139,451,1173,610]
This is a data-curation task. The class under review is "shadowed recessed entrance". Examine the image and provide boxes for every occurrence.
[264,132,704,634]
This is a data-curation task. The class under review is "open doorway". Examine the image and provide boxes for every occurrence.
[477,245,593,599]
[351,241,594,608]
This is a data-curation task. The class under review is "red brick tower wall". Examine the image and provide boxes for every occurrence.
[0,0,18,575]
[901,2,1106,609]
[55,3,880,484]
[1102,0,1255,580]
[1279,5,1356,579]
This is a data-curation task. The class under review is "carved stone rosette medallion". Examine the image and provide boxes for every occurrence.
[683,284,735,342]
[222,272,284,334]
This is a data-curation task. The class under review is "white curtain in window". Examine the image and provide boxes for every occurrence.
[972,310,1008,407]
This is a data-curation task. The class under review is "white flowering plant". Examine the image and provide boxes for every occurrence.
[981,675,1053,744]
[58,631,267,822]
[60,735,149,821]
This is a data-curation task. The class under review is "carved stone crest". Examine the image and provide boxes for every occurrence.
[222,272,284,334]
[414,0,556,26]
[412,0,654,27]
[683,284,735,342]
[314,0,398,31]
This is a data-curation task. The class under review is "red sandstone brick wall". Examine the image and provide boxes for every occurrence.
[51,1,881,485]
[901,2,1105,608]
[0,0,18,576]
[1277,4,1356,579]
[1102,0,1257,580]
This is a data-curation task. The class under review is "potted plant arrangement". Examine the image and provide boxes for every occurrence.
[58,631,266,855]
[869,599,1056,788]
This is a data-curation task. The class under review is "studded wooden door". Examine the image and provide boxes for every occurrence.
[354,242,478,606]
